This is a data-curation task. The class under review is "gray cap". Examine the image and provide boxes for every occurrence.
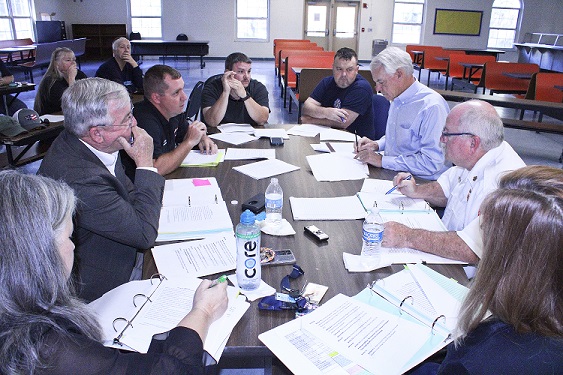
[0,115,27,137]
[13,108,45,131]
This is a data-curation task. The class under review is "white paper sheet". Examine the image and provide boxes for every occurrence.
[209,132,258,145]
[180,149,225,166]
[232,159,300,180]
[318,128,356,142]
[289,196,367,220]
[306,153,369,181]
[225,148,276,160]
[253,128,290,139]
[217,123,255,133]
[287,124,327,137]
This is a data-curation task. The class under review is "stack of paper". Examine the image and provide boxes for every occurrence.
[156,177,234,241]
[306,153,369,181]
[181,149,226,167]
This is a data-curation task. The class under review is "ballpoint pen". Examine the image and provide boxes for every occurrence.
[385,174,412,195]
[355,130,358,150]
[210,275,227,288]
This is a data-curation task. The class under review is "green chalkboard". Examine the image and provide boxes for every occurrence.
[434,9,483,36]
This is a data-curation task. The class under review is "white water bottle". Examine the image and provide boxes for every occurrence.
[265,178,283,226]
[235,210,262,290]
[361,208,384,260]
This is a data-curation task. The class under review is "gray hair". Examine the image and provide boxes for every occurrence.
[61,77,131,137]
[112,37,130,51]
[457,100,504,151]
[370,46,414,76]
[0,171,101,373]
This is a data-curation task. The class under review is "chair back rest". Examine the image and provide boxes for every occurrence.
[298,68,333,103]
[129,32,141,40]
[34,42,58,66]
[534,72,563,103]
[274,41,316,68]
[273,39,310,56]
[372,94,390,140]
[480,62,540,92]
[186,81,204,120]
[405,44,419,62]
[71,38,87,57]
[358,69,377,94]
[176,33,188,41]
[421,46,451,71]
[285,52,335,88]
[279,47,324,77]
[446,53,496,80]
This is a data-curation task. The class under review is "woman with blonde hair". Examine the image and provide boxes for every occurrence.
[415,165,563,374]
[34,47,87,115]
[0,170,227,374]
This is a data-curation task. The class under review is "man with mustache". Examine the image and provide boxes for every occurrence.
[202,52,270,127]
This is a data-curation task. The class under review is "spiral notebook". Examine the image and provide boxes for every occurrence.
[259,264,468,375]
[88,275,249,362]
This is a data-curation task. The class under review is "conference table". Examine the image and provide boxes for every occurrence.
[145,125,468,373]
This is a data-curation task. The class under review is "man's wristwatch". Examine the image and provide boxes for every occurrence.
[240,93,251,102]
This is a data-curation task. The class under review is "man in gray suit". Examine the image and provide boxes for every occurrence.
[38,77,164,302]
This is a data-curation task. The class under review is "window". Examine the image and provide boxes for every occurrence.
[392,0,424,44]
[488,0,521,49]
[130,0,161,39]
[236,0,269,41]
[0,0,34,40]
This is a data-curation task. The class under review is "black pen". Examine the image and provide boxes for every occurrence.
[355,130,358,150]
[385,174,412,195]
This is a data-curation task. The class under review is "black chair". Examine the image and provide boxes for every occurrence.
[176,33,188,41]
[186,81,204,120]
[372,94,390,140]
[129,32,141,40]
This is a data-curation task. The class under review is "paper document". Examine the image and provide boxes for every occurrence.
[209,132,258,145]
[161,177,221,207]
[289,196,367,220]
[152,234,236,278]
[306,153,369,181]
[40,114,65,122]
[233,159,300,180]
[260,293,438,375]
[253,128,289,139]
[217,123,255,133]
[181,149,225,167]
[89,278,250,362]
[318,128,356,142]
[225,148,276,160]
[310,142,355,154]
[287,124,326,137]
[356,191,430,212]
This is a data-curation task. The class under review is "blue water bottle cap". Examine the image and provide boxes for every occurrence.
[240,209,256,224]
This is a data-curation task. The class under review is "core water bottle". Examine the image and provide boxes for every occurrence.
[235,210,262,290]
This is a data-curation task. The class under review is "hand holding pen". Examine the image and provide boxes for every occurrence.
[388,173,415,195]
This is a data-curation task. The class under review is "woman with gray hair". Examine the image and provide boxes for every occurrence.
[413,165,563,373]
[0,171,227,374]
[33,47,87,115]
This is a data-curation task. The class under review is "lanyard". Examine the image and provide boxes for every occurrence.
[258,265,312,312]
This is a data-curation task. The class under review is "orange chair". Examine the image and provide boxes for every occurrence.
[405,44,426,80]
[278,46,324,87]
[445,54,496,90]
[283,52,335,108]
[520,72,563,121]
[474,62,540,95]
[273,40,316,77]
[421,47,463,86]
[273,39,310,57]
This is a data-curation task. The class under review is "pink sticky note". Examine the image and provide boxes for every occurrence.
[192,178,211,186]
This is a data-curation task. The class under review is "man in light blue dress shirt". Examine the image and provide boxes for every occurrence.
[355,46,449,180]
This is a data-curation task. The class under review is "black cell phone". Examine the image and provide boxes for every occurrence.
[242,193,265,214]
[270,137,284,146]
[261,249,296,266]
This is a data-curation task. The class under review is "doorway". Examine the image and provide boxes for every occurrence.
[304,1,359,52]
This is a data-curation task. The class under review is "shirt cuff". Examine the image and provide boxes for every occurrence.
[457,217,483,258]
[137,166,158,174]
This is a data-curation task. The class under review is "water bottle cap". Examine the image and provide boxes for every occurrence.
[370,207,380,214]
[240,209,256,224]
[271,177,278,184]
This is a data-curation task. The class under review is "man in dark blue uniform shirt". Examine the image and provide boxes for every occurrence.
[301,47,375,139]
[96,37,144,93]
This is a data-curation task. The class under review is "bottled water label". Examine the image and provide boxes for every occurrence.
[363,228,383,243]
[236,232,261,290]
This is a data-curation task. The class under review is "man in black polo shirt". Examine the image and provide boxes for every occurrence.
[133,65,216,176]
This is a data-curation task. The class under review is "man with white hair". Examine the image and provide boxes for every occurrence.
[355,46,449,180]
[96,37,143,93]
[38,78,163,302]
[382,100,526,263]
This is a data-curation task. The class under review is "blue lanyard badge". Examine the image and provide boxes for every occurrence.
[258,265,317,314]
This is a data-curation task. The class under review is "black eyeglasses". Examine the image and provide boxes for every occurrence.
[441,131,475,138]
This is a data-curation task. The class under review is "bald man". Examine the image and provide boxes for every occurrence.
[382,100,525,263]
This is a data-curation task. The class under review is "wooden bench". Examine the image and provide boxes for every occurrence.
[277,46,324,87]
[273,40,315,77]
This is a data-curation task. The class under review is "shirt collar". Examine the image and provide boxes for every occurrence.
[79,139,119,176]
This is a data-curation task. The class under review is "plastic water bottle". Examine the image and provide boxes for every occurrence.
[235,210,262,290]
[361,208,384,260]
[265,178,283,226]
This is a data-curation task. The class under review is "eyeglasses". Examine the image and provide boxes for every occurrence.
[95,106,134,129]
[441,131,475,138]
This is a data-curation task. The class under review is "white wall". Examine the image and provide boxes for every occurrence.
[33,0,563,62]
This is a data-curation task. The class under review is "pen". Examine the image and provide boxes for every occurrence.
[210,275,227,288]
[385,174,412,195]
[128,132,135,146]
[355,130,358,150]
